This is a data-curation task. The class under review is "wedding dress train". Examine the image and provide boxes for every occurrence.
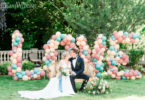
[18,60,75,99]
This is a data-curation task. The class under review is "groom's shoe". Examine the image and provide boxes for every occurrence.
[79,88,84,92]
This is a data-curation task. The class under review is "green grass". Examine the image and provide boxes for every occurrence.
[0,76,145,100]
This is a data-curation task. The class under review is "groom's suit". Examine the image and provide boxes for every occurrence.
[69,56,89,93]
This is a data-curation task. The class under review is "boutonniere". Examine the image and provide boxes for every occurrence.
[77,62,81,66]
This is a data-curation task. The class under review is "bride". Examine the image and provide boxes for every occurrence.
[18,51,75,99]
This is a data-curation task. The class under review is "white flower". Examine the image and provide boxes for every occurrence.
[93,91,96,94]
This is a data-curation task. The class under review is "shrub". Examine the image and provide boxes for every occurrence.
[0,62,11,75]
[133,64,145,73]
[128,49,144,66]
[22,61,35,71]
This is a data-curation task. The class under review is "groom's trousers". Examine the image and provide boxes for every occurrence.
[70,74,89,93]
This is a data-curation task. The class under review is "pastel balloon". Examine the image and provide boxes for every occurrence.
[13,76,18,80]
[8,72,13,76]
[52,35,56,40]
[8,66,12,72]
[40,71,45,77]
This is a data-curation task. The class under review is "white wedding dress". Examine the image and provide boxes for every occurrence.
[18,60,75,99]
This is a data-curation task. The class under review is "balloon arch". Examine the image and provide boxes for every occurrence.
[8,30,142,81]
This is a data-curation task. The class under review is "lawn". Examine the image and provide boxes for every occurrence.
[0,76,145,100]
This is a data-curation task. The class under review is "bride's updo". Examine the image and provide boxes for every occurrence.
[61,51,69,59]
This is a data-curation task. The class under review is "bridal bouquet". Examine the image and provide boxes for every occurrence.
[85,78,112,95]
[59,66,69,76]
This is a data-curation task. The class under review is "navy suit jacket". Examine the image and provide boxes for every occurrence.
[69,56,84,75]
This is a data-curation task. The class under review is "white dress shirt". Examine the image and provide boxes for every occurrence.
[72,57,78,68]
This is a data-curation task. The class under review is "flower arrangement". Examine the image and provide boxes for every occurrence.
[59,66,69,76]
[86,78,112,95]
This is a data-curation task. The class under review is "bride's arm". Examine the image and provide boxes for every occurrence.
[56,60,64,77]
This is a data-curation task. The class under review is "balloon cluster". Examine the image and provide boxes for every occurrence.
[76,35,91,63]
[92,34,107,78]
[108,69,142,80]
[107,31,141,80]
[8,30,45,80]
[43,32,77,70]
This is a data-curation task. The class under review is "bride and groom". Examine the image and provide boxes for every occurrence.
[18,48,90,99]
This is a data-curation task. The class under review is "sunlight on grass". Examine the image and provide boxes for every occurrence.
[0,76,145,100]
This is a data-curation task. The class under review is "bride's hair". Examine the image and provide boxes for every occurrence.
[62,51,69,59]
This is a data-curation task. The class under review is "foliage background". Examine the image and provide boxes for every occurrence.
[0,0,145,50]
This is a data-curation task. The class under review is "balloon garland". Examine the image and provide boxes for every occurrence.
[76,35,91,63]
[8,30,45,81]
[92,34,107,78]
[42,32,77,70]
[8,30,142,81]
[107,31,142,80]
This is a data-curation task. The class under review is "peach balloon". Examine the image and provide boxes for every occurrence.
[16,67,21,72]
[43,57,47,61]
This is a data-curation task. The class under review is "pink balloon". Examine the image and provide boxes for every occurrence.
[26,71,31,77]
[21,38,24,43]
[95,55,99,59]
[17,63,22,68]
[65,46,69,50]
[100,52,104,55]
[46,55,51,59]
[95,69,99,73]
[88,49,91,54]
[124,73,129,77]
[63,38,67,43]
[122,35,126,39]
[8,66,12,72]
[112,70,117,75]
[37,77,41,80]
[129,72,133,77]
[79,46,83,49]
[92,54,95,58]
[95,48,100,52]
[52,35,56,40]
[40,71,45,77]
[70,43,75,48]
[113,31,118,35]
[43,44,48,50]
[60,41,65,46]
[109,65,114,69]
[54,51,58,56]
[12,46,17,50]
[108,61,111,66]
[18,44,22,48]
[17,57,22,63]
[8,72,13,76]
[116,76,121,80]
[79,52,83,56]
[8,51,13,56]
[118,37,123,42]
[13,76,18,80]
[99,44,103,48]
[86,55,91,59]
[83,38,87,42]
[130,39,135,43]
[47,73,49,78]
[114,34,119,39]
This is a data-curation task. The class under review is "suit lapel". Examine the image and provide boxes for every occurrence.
[70,58,75,70]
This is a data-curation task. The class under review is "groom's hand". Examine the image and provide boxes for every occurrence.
[71,71,76,76]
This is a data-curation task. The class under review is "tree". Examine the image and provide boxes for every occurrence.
[3,0,72,50]
[62,0,145,46]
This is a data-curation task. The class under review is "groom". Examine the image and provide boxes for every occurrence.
[69,48,89,93]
